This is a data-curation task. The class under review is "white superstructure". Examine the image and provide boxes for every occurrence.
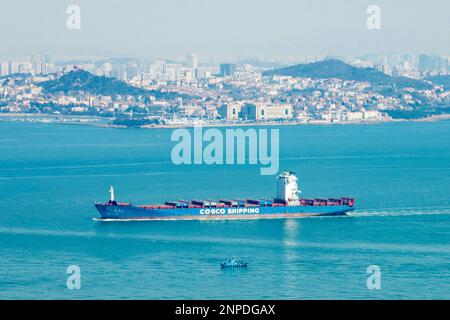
[276,171,301,205]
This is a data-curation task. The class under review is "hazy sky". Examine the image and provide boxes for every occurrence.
[0,0,449,60]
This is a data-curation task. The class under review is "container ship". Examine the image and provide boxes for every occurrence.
[94,171,355,221]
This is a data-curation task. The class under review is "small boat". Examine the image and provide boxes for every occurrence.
[221,258,248,268]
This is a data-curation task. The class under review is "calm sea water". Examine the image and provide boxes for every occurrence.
[0,121,449,299]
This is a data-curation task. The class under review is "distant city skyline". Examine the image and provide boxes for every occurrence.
[0,0,449,60]
[1,52,450,65]
[1,52,449,80]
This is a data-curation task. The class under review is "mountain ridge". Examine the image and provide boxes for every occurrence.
[40,69,185,99]
[262,59,432,90]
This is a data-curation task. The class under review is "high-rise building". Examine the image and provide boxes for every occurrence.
[419,54,443,72]
[188,53,198,69]
[220,63,236,77]
[44,55,55,66]
[102,62,112,77]
[41,63,54,75]
[9,61,20,74]
[125,65,139,79]
[0,62,9,76]
[187,53,199,79]
[374,63,391,75]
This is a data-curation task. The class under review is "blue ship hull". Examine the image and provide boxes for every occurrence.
[95,203,354,221]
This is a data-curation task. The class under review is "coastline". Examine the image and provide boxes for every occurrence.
[0,112,449,129]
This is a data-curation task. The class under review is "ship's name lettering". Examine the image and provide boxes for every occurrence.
[200,208,260,215]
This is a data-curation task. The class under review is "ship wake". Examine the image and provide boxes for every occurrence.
[348,207,450,217]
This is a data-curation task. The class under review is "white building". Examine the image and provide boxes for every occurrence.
[0,62,9,76]
[188,53,199,70]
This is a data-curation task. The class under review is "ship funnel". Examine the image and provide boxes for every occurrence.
[276,171,300,205]
[109,186,115,202]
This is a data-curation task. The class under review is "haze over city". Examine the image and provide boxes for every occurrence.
[0,0,449,60]
[1,0,449,127]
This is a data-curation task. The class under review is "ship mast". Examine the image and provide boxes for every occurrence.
[109,186,115,202]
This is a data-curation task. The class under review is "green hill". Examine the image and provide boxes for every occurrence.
[425,75,450,90]
[263,59,432,90]
[40,69,185,99]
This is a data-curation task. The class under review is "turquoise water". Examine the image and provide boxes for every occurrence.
[0,121,449,299]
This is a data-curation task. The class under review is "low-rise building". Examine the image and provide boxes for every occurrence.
[242,103,293,121]
[218,104,242,120]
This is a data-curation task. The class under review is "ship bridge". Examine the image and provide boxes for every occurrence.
[276,171,301,205]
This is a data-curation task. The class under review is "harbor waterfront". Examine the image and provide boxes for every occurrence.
[0,121,450,299]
